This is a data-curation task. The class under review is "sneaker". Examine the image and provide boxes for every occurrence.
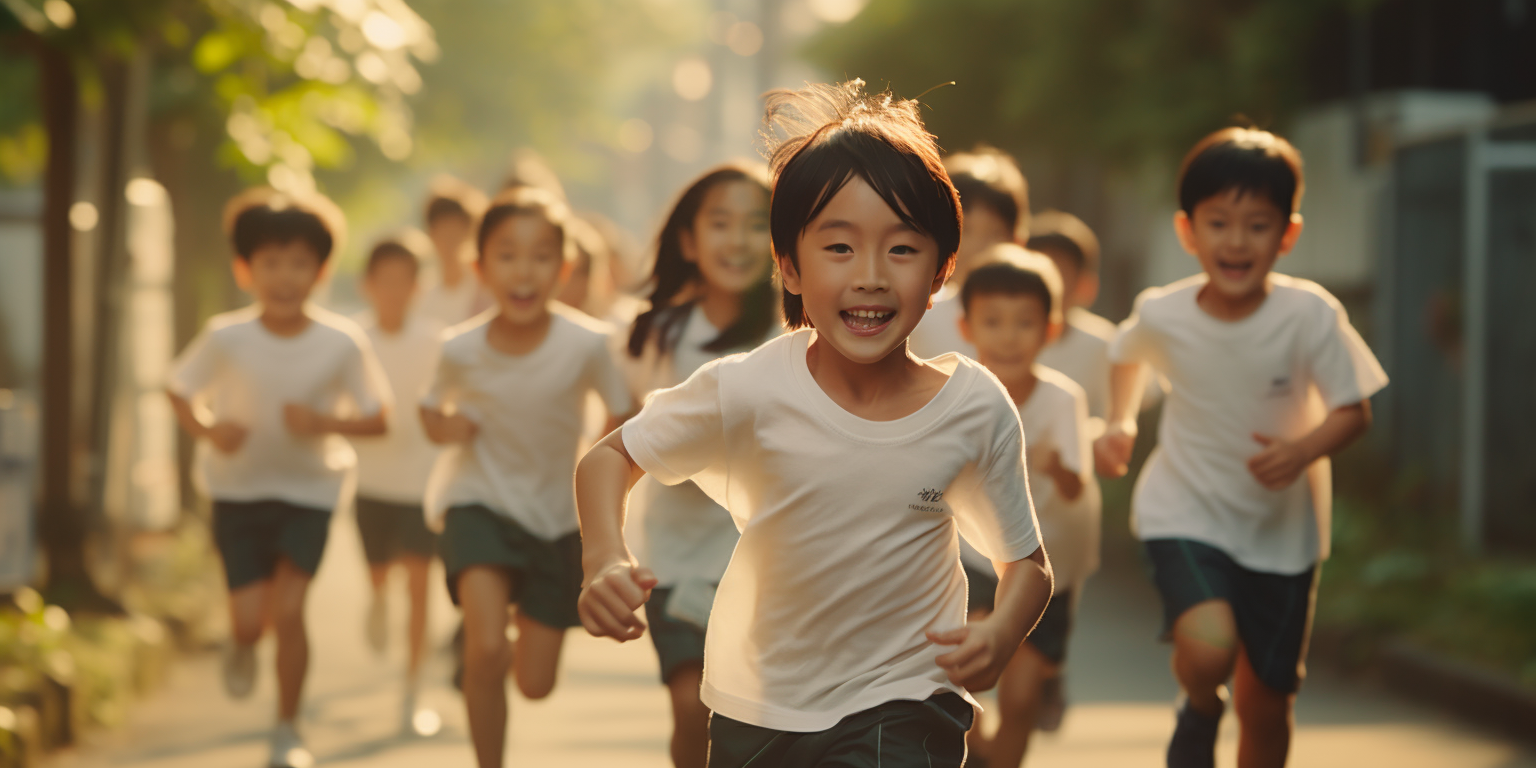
[1035,674,1067,732]
[268,721,314,768]
[222,643,256,699]
[366,593,388,654]
[1166,697,1223,768]
[400,692,442,738]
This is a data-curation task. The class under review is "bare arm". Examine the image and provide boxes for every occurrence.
[283,403,386,438]
[1249,400,1372,490]
[167,389,246,453]
[419,404,478,445]
[929,546,1054,692]
[575,428,657,642]
[1043,451,1086,501]
[1093,362,1148,478]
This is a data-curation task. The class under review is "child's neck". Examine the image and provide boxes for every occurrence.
[697,283,743,331]
[996,364,1040,407]
[486,307,551,356]
[259,306,312,337]
[375,307,407,334]
[440,252,467,288]
[805,335,946,422]
[1197,275,1272,322]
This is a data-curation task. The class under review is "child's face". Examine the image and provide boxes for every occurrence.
[363,258,417,320]
[428,213,472,264]
[476,214,568,325]
[780,176,945,364]
[682,180,771,296]
[961,293,1054,385]
[955,203,1013,274]
[1176,188,1302,302]
[234,240,324,319]
[1039,245,1095,311]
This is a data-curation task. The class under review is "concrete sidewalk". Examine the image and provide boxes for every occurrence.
[49,509,1536,768]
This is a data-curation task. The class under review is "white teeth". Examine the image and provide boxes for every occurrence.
[848,309,891,319]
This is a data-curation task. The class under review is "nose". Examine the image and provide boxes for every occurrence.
[850,249,889,293]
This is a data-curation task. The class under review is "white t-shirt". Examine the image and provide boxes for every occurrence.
[622,329,1041,732]
[168,305,390,511]
[422,305,632,538]
[350,311,445,504]
[1109,273,1388,573]
[907,289,972,361]
[1038,308,1116,421]
[1016,367,1096,589]
[416,272,481,327]
[620,306,777,588]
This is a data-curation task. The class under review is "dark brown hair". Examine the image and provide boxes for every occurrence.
[423,174,488,226]
[475,186,574,263]
[762,80,962,329]
[1178,127,1304,217]
[1026,209,1100,275]
[945,146,1030,240]
[627,162,775,358]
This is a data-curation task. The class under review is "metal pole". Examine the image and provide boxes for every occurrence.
[1459,130,1487,551]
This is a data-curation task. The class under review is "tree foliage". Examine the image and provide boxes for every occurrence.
[806,0,1377,169]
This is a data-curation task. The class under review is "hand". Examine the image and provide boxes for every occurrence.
[205,422,248,454]
[1248,433,1312,490]
[578,561,659,642]
[283,403,328,437]
[927,618,1016,692]
[1093,423,1136,478]
[441,412,479,444]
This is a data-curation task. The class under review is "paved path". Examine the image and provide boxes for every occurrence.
[49,511,1536,768]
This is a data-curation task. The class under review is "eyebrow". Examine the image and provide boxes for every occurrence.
[813,219,920,235]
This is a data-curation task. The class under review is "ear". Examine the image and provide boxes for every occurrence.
[1173,210,1198,257]
[558,258,575,285]
[1075,270,1100,309]
[929,257,955,310]
[1046,318,1065,345]
[958,313,974,344]
[679,227,699,265]
[231,257,254,292]
[1277,213,1304,257]
[776,251,803,296]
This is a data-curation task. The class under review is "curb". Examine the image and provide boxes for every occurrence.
[1376,639,1536,744]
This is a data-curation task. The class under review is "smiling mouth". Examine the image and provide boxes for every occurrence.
[840,308,895,336]
[1216,259,1253,281]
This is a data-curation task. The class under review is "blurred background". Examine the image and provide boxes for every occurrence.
[0,0,1534,766]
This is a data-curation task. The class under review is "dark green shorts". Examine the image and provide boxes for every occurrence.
[212,499,330,590]
[964,564,1074,665]
[707,692,973,768]
[355,496,437,564]
[440,504,583,629]
[644,586,707,684]
[1144,538,1318,694]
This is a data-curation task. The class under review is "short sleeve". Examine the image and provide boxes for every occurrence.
[168,327,221,398]
[1052,387,1090,477]
[341,334,390,417]
[621,360,727,487]
[588,336,635,417]
[951,420,1042,564]
[1107,289,1159,366]
[1309,300,1388,410]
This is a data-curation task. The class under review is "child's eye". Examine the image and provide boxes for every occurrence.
[889,245,916,256]
[826,243,853,254]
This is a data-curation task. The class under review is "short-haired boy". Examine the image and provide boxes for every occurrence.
[167,189,390,768]
[349,234,445,736]
[958,245,1093,768]
[1095,128,1388,768]
[909,146,1030,359]
[418,174,488,326]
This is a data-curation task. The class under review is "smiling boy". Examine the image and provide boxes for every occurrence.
[575,80,1052,768]
[1094,128,1388,768]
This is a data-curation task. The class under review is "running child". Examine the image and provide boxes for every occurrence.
[419,186,632,768]
[908,146,1029,359]
[576,79,1054,768]
[957,246,1091,768]
[619,161,777,768]
[417,175,488,326]
[1094,128,1388,768]
[167,189,390,768]
[349,233,444,736]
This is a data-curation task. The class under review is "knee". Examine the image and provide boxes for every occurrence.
[1234,682,1292,730]
[271,598,306,636]
[515,670,555,700]
[463,625,510,670]
[1176,641,1239,686]
[231,618,263,645]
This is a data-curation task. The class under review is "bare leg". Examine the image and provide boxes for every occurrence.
[665,661,709,768]
[402,555,432,684]
[459,567,514,768]
[227,580,271,647]
[1233,647,1294,768]
[368,562,389,594]
[989,643,1056,768]
[270,560,315,722]
[1172,600,1239,716]
[510,611,566,700]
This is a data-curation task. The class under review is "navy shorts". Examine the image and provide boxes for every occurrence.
[707,693,973,768]
[1144,538,1319,694]
[355,496,437,564]
[439,504,583,629]
[212,499,330,590]
[645,586,708,684]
